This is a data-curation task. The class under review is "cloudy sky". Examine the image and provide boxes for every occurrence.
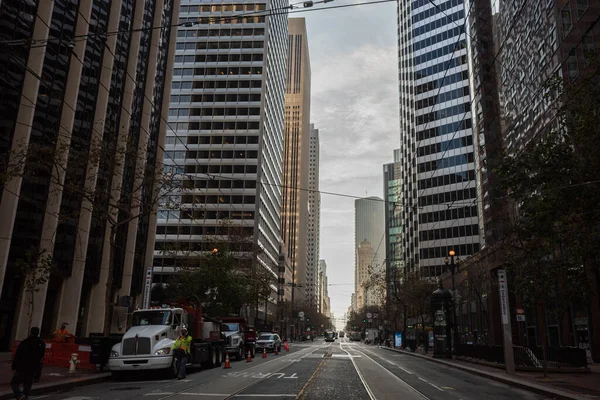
[300,2,400,325]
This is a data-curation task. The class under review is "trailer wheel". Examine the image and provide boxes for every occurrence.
[215,347,222,367]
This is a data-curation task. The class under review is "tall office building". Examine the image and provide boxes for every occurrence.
[318,259,330,318]
[281,18,311,305]
[356,239,373,309]
[153,0,288,303]
[396,0,482,278]
[383,149,403,301]
[307,123,320,309]
[354,197,384,298]
[0,0,179,349]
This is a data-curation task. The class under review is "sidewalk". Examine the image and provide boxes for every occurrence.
[0,358,109,400]
[381,346,600,400]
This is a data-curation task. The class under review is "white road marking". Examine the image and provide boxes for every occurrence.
[344,344,430,399]
[339,342,376,400]
[418,377,445,392]
[362,347,414,375]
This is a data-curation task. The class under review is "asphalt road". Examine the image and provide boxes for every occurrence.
[29,338,550,400]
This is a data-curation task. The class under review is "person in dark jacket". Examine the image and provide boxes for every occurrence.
[11,327,46,400]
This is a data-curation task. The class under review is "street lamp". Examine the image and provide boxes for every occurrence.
[443,250,460,355]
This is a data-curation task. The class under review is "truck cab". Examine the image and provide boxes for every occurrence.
[221,317,256,360]
[108,306,224,379]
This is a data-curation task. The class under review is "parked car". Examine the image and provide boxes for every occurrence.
[255,333,281,352]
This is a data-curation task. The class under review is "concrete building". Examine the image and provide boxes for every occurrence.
[396,0,482,278]
[307,124,320,310]
[281,18,311,306]
[354,197,384,302]
[318,259,330,317]
[383,149,403,302]
[152,0,289,317]
[0,0,179,349]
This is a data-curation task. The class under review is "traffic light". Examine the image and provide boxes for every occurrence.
[306,316,310,322]
[363,319,366,323]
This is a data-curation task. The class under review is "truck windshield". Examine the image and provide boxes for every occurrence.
[132,311,172,326]
[223,323,240,332]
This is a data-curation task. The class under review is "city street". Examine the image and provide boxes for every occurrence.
[31,338,548,400]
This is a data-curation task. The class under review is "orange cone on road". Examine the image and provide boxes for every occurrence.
[262,348,267,358]
[247,350,252,363]
[224,353,231,369]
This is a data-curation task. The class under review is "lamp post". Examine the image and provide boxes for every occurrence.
[444,250,460,354]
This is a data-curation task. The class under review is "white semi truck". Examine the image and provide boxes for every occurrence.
[108,306,224,379]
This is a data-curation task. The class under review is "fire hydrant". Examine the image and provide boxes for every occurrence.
[68,353,80,377]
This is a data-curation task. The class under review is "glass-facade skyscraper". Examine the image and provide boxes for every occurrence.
[153,0,288,306]
[397,0,482,277]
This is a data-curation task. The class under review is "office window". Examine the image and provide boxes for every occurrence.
[561,3,573,36]
[567,48,578,79]
[577,0,589,18]
[582,32,595,64]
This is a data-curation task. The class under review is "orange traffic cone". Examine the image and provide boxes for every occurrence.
[247,350,252,363]
[274,345,279,355]
[262,347,267,358]
[223,353,231,369]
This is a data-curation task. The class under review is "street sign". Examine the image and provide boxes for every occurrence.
[373,313,378,319]
[142,266,153,309]
[366,312,372,318]
[368,319,372,323]
[298,311,304,318]
[516,315,526,322]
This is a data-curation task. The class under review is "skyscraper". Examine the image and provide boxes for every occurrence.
[0,0,179,348]
[153,1,288,301]
[282,18,311,304]
[396,0,482,278]
[354,197,384,295]
[356,239,374,309]
[307,124,320,309]
[383,149,403,301]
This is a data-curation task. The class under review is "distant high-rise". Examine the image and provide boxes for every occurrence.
[153,0,288,306]
[383,149,403,300]
[0,0,179,348]
[282,18,311,304]
[307,124,320,309]
[356,239,374,309]
[396,0,482,277]
[354,197,384,295]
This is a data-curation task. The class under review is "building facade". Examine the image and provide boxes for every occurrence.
[152,0,289,314]
[307,123,320,310]
[281,18,311,306]
[383,149,403,302]
[0,0,179,349]
[354,196,384,297]
[318,259,330,317]
[396,0,482,278]
[356,239,373,309]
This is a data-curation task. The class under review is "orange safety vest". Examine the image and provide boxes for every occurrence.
[54,329,69,337]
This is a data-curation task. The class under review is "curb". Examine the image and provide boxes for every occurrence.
[0,372,110,400]
[380,347,590,400]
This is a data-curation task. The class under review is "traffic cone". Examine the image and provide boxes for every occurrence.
[262,348,267,358]
[274,345,279,355]
[247,350,252,363]
[223,353,231,369]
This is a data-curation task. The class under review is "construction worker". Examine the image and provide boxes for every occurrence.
[52,323,71,342]
[172,327,192,380]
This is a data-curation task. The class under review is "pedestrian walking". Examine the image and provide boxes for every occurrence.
[11,326,46,400]
[172,326,192,380]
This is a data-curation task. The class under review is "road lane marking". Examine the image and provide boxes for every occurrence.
[417,377,445,392]
[343,343,429,399]
[361,347,414,375]
[339,342,376,400]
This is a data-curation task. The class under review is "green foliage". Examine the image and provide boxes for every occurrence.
[14,247,55,330]
[495,63,600,316]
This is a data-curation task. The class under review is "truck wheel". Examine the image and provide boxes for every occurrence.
[215,348,222,367]
[166,356,179,379]
[210,347,218,368]
[236,345,243,361]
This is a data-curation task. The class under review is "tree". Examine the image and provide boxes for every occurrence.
[14,247,55,331]
[495,58,600,371]
[17,125,180,336]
